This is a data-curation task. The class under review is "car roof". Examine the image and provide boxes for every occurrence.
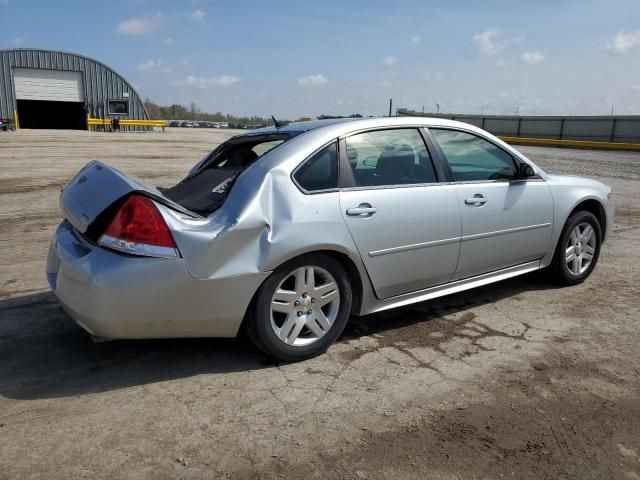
[243,116,475,137]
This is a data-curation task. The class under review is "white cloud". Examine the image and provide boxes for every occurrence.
[422,71,443,81]
[380,80,392,88]
[164,37,174,46]
[607,31,640,55]
[188,9,206,21]
[472,28,504,56]
[134,59,177,74]
[497,58,507,67]
[184,75,240,88]
[383,56,396,67]
[136,59,161,72]
[13,36,24,45]
[117,12,162,36]
[633,84,640,91]
[298,74,328,88]
[521,51,545,65]
[411,35,421,45]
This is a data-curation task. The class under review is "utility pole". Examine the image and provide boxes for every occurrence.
[388,98,393,117]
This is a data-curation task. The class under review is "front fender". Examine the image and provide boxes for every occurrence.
[541,174,613,267]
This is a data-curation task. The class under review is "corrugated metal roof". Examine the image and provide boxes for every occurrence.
[0,48,148,122]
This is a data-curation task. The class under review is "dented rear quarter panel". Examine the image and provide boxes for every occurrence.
[162,128,365,283]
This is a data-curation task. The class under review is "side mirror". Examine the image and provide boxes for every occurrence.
[516,162,535,179]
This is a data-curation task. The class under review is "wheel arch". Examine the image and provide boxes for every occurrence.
[242,248,366,332]
[567,198,607,240]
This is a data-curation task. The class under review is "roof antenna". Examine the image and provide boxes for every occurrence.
[271,115,281,128]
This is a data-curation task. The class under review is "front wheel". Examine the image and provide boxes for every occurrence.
[550,211,602,285]
[245,253,352,362]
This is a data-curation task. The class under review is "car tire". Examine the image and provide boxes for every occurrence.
[550,210,602,285]
[245,253,352,362]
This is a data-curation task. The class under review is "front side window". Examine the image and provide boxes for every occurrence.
[430,129,517,181]
[344,129,437,187]
[294,142,338,192]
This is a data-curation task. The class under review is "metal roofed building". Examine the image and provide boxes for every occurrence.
[0,48,149,130]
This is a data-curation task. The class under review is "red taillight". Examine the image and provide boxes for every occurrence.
[98,195,179,258]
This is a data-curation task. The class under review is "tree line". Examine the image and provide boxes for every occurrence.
[143,98,364,127]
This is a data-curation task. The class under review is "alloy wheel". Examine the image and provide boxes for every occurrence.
[269,266,340,347]
[565,222,597,275]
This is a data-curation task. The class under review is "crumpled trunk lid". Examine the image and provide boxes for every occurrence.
[60,160,197,233]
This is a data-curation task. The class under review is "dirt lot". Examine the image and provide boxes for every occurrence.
[1,129,639,480]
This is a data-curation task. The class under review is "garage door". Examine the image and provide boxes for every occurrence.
[13,68,84,102]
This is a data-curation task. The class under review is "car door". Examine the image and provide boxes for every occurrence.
[429,128,554,280]
[338,128,461,299]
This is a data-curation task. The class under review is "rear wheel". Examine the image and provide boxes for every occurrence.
[245,253,352,362]
[551,211,601,285]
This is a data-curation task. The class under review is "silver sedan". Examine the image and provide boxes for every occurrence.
[47,117,614,361]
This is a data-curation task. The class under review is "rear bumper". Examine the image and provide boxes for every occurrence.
[47,221,269,339]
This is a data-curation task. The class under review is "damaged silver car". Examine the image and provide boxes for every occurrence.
[47,117,614,361]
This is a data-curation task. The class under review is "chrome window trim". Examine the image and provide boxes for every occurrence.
[448,177,545,186]
[338,124,436,140]
[340,181,447,193]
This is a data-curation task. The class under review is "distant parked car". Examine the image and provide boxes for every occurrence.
[168,121,180,128]
[48,117,613,361]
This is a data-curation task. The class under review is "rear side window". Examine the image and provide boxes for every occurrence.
[294,142,339,192]
[344,129,437,187]
[430,129,517,181]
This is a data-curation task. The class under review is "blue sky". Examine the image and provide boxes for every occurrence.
[1,0,640,118]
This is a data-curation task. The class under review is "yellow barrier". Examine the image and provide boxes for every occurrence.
[499,135,640,151]
[87,117,166,128]
[14,109,19,130]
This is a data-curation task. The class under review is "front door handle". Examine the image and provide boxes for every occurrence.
[464,194,488,206]
[346,203,377,217]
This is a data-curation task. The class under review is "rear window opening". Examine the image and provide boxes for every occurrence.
[161,133,292,215]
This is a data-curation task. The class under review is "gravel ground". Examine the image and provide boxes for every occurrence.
[0,129,639,480]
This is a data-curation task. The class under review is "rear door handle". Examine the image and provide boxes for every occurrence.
[464,194,488,206]
[346,204,377,217]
